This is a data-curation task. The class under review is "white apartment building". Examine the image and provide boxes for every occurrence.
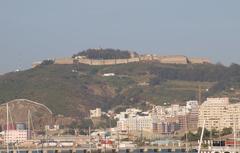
[125,108,142,117]
[117,115,153,132]
[198,97,240,130]
[165,104,188,117]
[186,100,198,110]
[90,108,102,118]
[171,104,180,116]
[114,108,142,120]
[220,103,240,130]
[152,106,166,117]
[4,130,28,143]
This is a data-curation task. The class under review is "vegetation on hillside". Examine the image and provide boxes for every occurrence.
[0,61,240,117]
[72,48,137,59]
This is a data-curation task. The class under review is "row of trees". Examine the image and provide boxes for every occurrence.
[73,48,135,59]
[39,59,54,66]
[150,64,230,82]
[183,127,233,141]
[149,63,240,94]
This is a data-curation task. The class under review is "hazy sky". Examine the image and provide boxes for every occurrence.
[0,0,240,74]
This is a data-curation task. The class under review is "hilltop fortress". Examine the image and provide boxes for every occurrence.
[33,54,210,67]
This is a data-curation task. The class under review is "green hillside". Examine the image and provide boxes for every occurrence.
[0,61,240,117]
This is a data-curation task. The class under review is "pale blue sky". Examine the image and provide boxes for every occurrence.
[0,0,240,74]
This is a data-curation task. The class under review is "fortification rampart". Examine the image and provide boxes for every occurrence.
[55,58,74,65]
[188,57,210,64]
[32,55,210,67]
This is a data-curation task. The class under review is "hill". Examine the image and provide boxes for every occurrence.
[0,61,240,117]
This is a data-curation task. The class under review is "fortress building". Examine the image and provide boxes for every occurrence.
[32,54,211,67]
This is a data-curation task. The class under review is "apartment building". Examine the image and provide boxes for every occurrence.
[220,103,240,130]
[3,123,28,143]
[90,108,102,118]
[198,97,240,130]
[4,130,28,143]
[117,115,153,132]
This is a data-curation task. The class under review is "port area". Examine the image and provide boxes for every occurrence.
[8,146,237,153]
[0,146,197,153]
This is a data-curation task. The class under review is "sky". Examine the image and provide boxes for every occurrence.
[0,0,240,74]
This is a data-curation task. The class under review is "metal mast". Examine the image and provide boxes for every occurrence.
[6,103,9,153]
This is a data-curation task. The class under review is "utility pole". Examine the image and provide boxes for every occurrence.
[28,110,31,140]
[117,129,120,151]
[198,85,202,104]
[105,134,107,153]
[234,109,237,153]
[89,126,91,153]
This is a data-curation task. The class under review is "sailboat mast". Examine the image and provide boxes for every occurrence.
[234,118,236,153]
[198,120,205,153]
[6,103,9,153]
[89,126,91,153]
[28,110,31,140]
[185,107,188,153]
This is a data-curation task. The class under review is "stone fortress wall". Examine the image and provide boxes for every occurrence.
[33,54,211,67]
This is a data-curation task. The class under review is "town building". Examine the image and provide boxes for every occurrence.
[198,97,240,130]
[4,130,28,143]
[116,100,200,135]
[90,108,102,118]
[186,101,199,130]
[114,108,142,120]
[117,115,153,133]
[220,103,240,130]
[3,123,28,143]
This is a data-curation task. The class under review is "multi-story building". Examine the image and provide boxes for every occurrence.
[156,122,179,134]
[178,115,188,131]
[152,106,165,116]
[198,97,240,130]
[152,116,179,134]
[186,101,199,130]
[116,100,199,135]
[220,103,240,130]
[114,108,142,120]
[186,100,198,111]
[117,115,153,133]
[3,123,28,143]
[4,130,28,143]
[90,108,102,118]
[125,108,142,118]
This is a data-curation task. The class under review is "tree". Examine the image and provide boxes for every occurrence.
[221,127,233,136]
[73,48,134,59]
[211,129,219,138]
[40,59,54,66]
[79,119,94,129]
[197,127,210,138]
[183,128,211,141]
